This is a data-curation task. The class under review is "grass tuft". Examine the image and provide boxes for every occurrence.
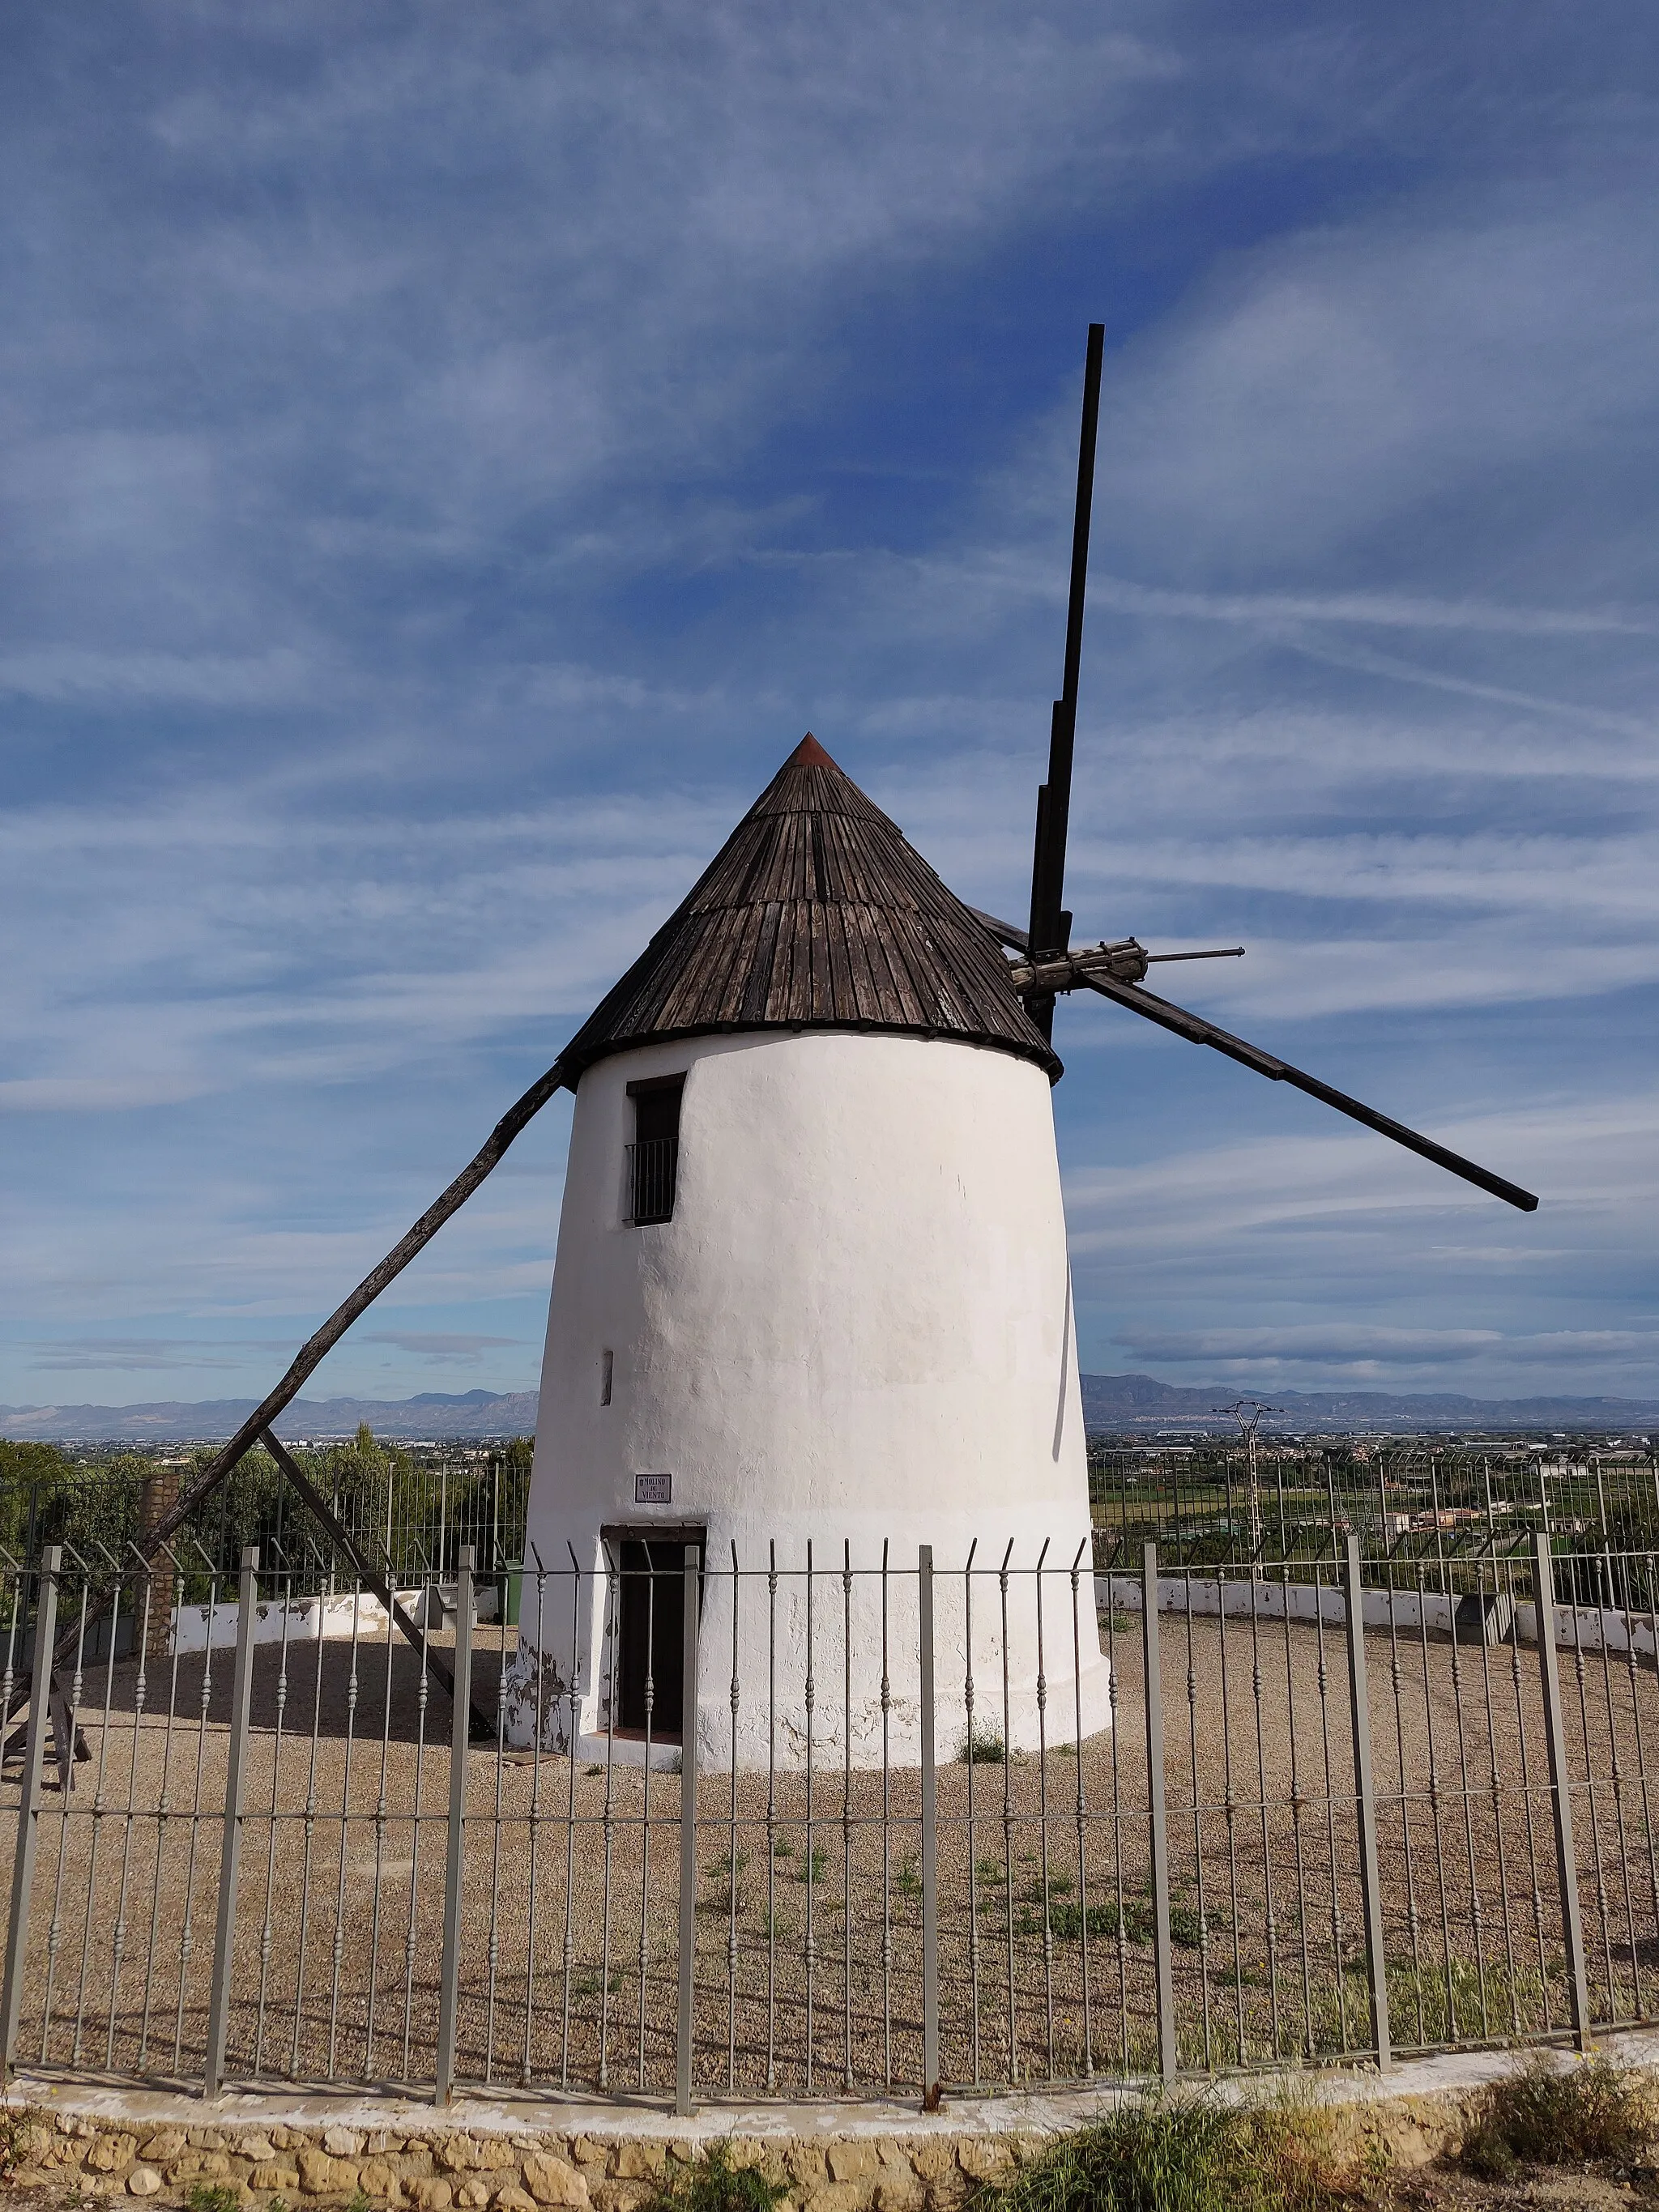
[1015,1896,1219,1950]
[185,2189,243,2212]
[961,1724,1008,1764]
[970,2090,1354,2212]
[642,2143,788,2212]
[1461,2051,1654,2179]
[0,2108,36,2180]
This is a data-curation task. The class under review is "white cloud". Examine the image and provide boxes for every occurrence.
[2,2,1657,1409]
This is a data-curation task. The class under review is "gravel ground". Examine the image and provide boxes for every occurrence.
[5,1605,1656,2103]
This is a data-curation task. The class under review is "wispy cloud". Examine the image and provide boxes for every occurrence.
[2,2,1655,1404]
[361,1331,529,1366]
[28,1337,287,1373]
[1085,579,1659,640]
[1119,1326,1659,1370]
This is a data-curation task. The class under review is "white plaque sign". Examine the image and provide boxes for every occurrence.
[633,1473,672,1505]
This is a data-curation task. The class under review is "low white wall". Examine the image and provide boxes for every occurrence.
[1096,1574,1656,1660]
[169,1583,496,1655]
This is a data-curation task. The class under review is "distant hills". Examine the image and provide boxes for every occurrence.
[0,1388,539,1444]
[1078,1373,1659,1435]
[2,1375,1656,1444]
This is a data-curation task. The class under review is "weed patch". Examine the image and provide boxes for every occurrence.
[570,1967,623,1999]
[961,1724,1007,1764]
[185,2189,243,2212]
[970,2090,1353,2212]
[1016,1896,1220,1950]
[0,2109,35,2180]
[1461,2051,1654,2179]
[642,2143,787,2212]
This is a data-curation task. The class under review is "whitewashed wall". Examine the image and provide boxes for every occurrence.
[168,1582,494,1653]
[1098,1573,1654,1659]
[503,1028,1111,1766]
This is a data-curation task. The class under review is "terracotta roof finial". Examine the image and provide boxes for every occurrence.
[790,732,834,768]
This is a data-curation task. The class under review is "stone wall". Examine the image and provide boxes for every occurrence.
[3,2110,1039,2209]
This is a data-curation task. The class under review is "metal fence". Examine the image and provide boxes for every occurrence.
[1,1501,1657,2111]
[0,1448,531,1613]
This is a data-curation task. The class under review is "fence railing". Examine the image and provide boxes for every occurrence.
[6,1443,1655,1609]
[0,1524,1655,2108]
[0,1450,531,1613]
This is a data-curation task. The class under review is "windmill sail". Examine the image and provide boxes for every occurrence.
[1076,969,1538,1210]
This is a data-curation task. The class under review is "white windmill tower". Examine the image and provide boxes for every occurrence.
[95,325,1537,1771]
[501,730,1111,1765]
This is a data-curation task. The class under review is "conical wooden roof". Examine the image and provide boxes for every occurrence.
[562,735,1060,1080]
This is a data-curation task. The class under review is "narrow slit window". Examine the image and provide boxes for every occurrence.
[626,1076,683,1225]
[600,1349,614,1406]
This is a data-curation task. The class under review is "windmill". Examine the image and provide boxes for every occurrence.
[35,324,1536,1763]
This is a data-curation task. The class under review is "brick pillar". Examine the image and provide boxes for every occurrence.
[139,1467,181,1660]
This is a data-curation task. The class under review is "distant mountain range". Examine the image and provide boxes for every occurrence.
[0,1388,540,1444]
[2,1375,1655,1444]
[1077,1374,1659,1435]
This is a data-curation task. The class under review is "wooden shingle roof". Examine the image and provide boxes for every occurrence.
[562,735,1060,1081]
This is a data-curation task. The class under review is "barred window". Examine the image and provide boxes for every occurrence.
[625,1076,683,1225]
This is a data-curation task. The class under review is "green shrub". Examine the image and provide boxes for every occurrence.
[961,1724,1007,1764]
[969,2091,1349,2212]
[1462,2052,1654,2177]
[642,2143,787,2212]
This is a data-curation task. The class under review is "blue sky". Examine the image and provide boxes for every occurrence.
[3,2,1658,1408]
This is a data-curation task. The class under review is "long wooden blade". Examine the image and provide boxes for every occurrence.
[1028,322,1106,996]
[1081,972,1538,1212]
[22,1051,574,1707]
[259,1430,494,1737]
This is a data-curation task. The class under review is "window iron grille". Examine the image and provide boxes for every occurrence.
[627,1135,679,1225]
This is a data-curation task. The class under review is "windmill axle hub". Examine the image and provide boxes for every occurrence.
[1009,939,1150,995]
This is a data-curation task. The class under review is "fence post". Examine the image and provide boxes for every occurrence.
[1533,1531,1590,2047]
[1142,1541,1176,2080]
[919,1544,939,2100]
[675,1546,702,2119]
[435,1546,475,2105]
[1343,1533,1391,2070]
[203,1546,260,2099]
[2,1547,61,2076]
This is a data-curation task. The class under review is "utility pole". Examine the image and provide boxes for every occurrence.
[1217,1398,1278,1575]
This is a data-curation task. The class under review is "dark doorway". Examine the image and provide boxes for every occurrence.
[612,1534,703,1741]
